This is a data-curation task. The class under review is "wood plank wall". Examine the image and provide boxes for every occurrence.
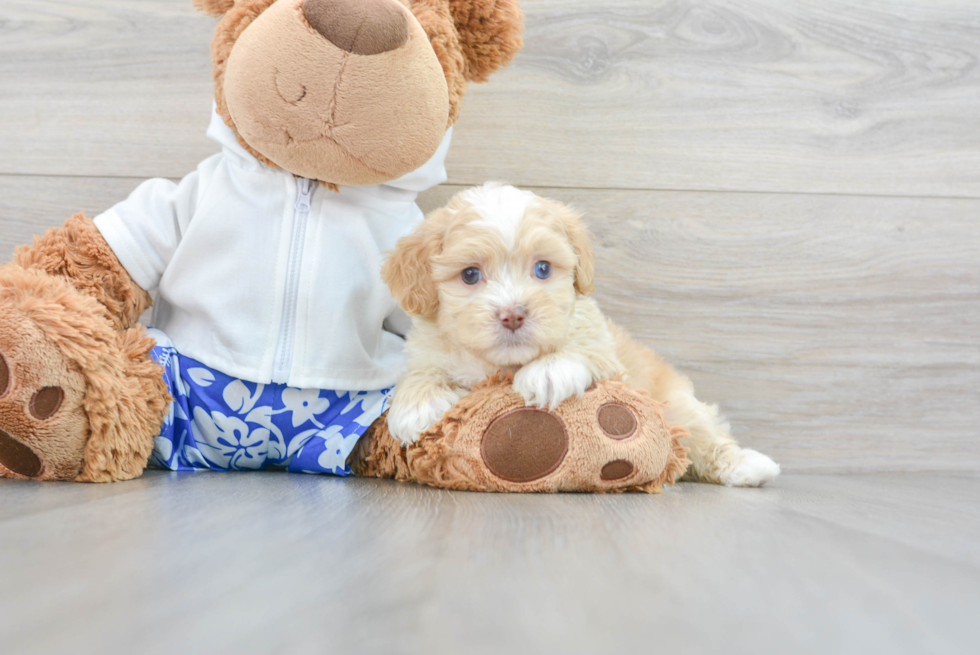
[1,0,977,473]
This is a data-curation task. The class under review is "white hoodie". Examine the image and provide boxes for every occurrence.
[95,108,452,390]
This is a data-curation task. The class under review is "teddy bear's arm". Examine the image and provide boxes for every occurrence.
[12,212,151,331]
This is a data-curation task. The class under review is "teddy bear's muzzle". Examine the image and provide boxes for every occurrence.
[222,0,450,186]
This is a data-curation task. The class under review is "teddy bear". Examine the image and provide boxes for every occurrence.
[0,0,690,492]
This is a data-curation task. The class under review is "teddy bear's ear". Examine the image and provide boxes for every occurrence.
[448,0,524,83]
[193,0,235,16]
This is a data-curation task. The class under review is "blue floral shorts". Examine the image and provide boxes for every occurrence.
[146,329,391,476]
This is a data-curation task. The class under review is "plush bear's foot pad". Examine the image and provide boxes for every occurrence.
[350,375,690,493]
[0,274,91,480]
[0,266,168,482]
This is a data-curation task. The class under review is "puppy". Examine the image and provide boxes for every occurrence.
[382,183,780,486]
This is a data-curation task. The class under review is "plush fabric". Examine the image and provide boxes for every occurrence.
[447,0,524,83]
[221,0,451,185]
[14,212,152,331]
[207,0,523,182]
[351,375,691,493]
[0,265,168,481]
[303,0,410,55]
[146,329,391,474]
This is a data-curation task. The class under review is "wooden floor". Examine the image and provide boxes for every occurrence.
[0,472,977,654]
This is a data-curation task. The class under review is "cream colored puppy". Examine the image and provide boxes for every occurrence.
[382,183,780,487]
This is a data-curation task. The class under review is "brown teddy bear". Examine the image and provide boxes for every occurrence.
[0,0,689,491]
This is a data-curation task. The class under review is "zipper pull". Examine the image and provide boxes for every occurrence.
[295,177,315,213]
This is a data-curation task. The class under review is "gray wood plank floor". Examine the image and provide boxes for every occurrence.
[0,472,977,655]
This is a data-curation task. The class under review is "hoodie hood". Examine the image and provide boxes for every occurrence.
[205,105,452,199]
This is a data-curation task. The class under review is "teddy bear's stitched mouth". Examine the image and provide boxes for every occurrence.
[276,125,396,179]
[0,429,42,478]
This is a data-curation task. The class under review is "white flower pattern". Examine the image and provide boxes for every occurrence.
[281,388,332,428]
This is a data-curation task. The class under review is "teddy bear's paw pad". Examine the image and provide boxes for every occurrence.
[481,408,568,483]
[599,459,635,481]
[0,428,42,477]
[29,386,64,420]
[0,351,8,397]
[597,403,637,440]
[0,299,92,481]
[0,350,43,477]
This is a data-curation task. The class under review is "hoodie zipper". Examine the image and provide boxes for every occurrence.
[272,177,315,384]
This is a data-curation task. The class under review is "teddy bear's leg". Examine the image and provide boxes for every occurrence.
[347,414,413,481]
[0,213,168,481]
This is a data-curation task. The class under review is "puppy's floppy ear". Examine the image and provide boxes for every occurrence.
[567,217,596,296]
[383,209,449,317]
[448,0,524,83]
[193,0,235,16]
[549,201,595,296]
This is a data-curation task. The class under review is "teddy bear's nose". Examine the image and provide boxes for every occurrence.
[302,0,410,55]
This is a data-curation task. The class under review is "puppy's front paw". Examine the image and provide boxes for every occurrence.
[719,449,781,487]
[387,388,463,446]
[514,357,593,409]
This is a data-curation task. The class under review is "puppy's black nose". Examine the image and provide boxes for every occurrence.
[303,0,409,56]
[499,306,527,332]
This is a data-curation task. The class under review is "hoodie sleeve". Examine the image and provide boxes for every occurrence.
[382,307,413,340]
[93,171,200,292]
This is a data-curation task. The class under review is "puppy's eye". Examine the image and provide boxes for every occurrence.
[461,267,483,285]
[534,261,552,280]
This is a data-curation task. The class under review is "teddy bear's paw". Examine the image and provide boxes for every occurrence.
[0,299,90,481]
[716,448,781,487]
[398,378,690,493]
[0,265,164,483]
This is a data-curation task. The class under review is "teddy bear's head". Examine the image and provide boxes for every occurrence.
[194,0,523,186]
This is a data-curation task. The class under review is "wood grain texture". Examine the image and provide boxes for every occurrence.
[0,471,978,655]
[0,0,215,179]
[0,175,146,259]
[1,1,979,196]
[449,0,980,196]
